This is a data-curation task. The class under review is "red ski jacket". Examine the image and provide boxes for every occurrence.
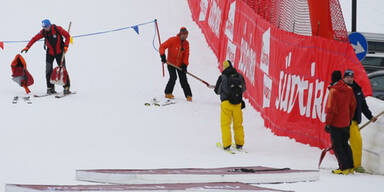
[11,54,34,87]
[159,35,189,67]
[26,25,70,56]
[325,80,356,128]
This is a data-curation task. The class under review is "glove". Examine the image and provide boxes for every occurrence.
[325,125,331,133]
[64,46,68,53]
[160,54,167,63]
[21,47,29,53]
[371,117,378,123]
[180,63,187,73]
[241,100,246,109]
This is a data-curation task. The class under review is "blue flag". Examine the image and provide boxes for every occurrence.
[132,25,139,35]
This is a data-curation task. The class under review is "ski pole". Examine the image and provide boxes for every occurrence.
[166,62,215,89]
[318,146,332,168]
[318,110,384,168]
[59,21,72,68]
[359,110,384,130]
[154,19,165,77]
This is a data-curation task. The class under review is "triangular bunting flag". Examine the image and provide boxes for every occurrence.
[0,42,4,50]
[132,25,139,35]
[70,37,74,45]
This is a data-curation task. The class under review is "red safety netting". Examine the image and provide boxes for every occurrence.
[329,0,349,41]
[241,0,348,41]
[187,0,371,149]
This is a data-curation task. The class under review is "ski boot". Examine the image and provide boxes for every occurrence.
[186,96,192,102]
[64,87,72,95]
[354,166,365,173]
[223,145,231,151]
[165,94,174,99]
[332,169,352,175]
[47,87,57,95]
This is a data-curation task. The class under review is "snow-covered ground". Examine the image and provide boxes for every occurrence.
[0,1,383,192]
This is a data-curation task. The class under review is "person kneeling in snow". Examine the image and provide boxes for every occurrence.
[159,27,192,101]
[214,60,246,151]
[21,19,71,95]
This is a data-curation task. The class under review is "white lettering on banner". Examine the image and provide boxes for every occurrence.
[263,74,272,108]
[208,0,222,37]
[260,28,271,74]
[226,39,236,62]
[199,0,209,21]
[275,53,328,122]
[312,79,325,120]
[238,37,256,85]
[260,28,272,108]
[225,1,236,41]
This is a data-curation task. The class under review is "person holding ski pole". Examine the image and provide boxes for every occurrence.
[159,27,192,102]
[325,70,356,175]
[21,19,71,95]
[343,70,377,173]
[214,60,246,152]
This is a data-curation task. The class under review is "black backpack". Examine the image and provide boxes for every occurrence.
[42,25,65,52]
[227,72,243,104]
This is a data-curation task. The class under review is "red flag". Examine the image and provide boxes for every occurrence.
[0,42,3,50]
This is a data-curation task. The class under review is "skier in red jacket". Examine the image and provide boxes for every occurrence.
[159,27,192,101]
[21,19,71,95]
[325,70,356,175]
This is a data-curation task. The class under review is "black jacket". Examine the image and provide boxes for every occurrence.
[214,66,246,102]
[349,81,373,124]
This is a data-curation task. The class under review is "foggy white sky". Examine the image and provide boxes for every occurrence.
[339,0,384,33]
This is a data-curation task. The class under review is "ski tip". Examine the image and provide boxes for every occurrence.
[55,91,77,98]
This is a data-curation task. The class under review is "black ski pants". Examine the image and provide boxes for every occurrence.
[330,126,354,170]
[165,65,192,97]
[46,53,70,89]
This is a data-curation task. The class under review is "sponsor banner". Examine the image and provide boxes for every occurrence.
[188,0,227,57]
[188,0,372,149]
[6,183,288,192]
[78,166,316,174]
[76,167,319,185]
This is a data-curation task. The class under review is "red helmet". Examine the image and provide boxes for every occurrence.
[179,27,189,35]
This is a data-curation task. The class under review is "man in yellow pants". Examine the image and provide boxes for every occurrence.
[214,60,246,151]
[343,70,377,173]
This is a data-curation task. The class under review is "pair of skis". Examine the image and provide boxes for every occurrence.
[216,142,248,154]
[12,96,32,104]
[12,91,76,104]
[33,91,76,99]
[144,97,176,107]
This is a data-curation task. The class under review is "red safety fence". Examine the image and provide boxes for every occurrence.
[188,0,372,149]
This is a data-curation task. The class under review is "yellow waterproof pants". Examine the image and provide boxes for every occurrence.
[221,100,244,148]
[349,120,362,168]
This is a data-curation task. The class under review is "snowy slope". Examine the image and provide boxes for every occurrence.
[0,1,383,192]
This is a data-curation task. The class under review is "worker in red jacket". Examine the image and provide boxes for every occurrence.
[325,70,356,175]
[21,19,71,95]
[159,27,192,101]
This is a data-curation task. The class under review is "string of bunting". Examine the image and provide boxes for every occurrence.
[0,19,159,51]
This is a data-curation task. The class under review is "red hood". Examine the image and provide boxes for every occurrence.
[329,80,351,92]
